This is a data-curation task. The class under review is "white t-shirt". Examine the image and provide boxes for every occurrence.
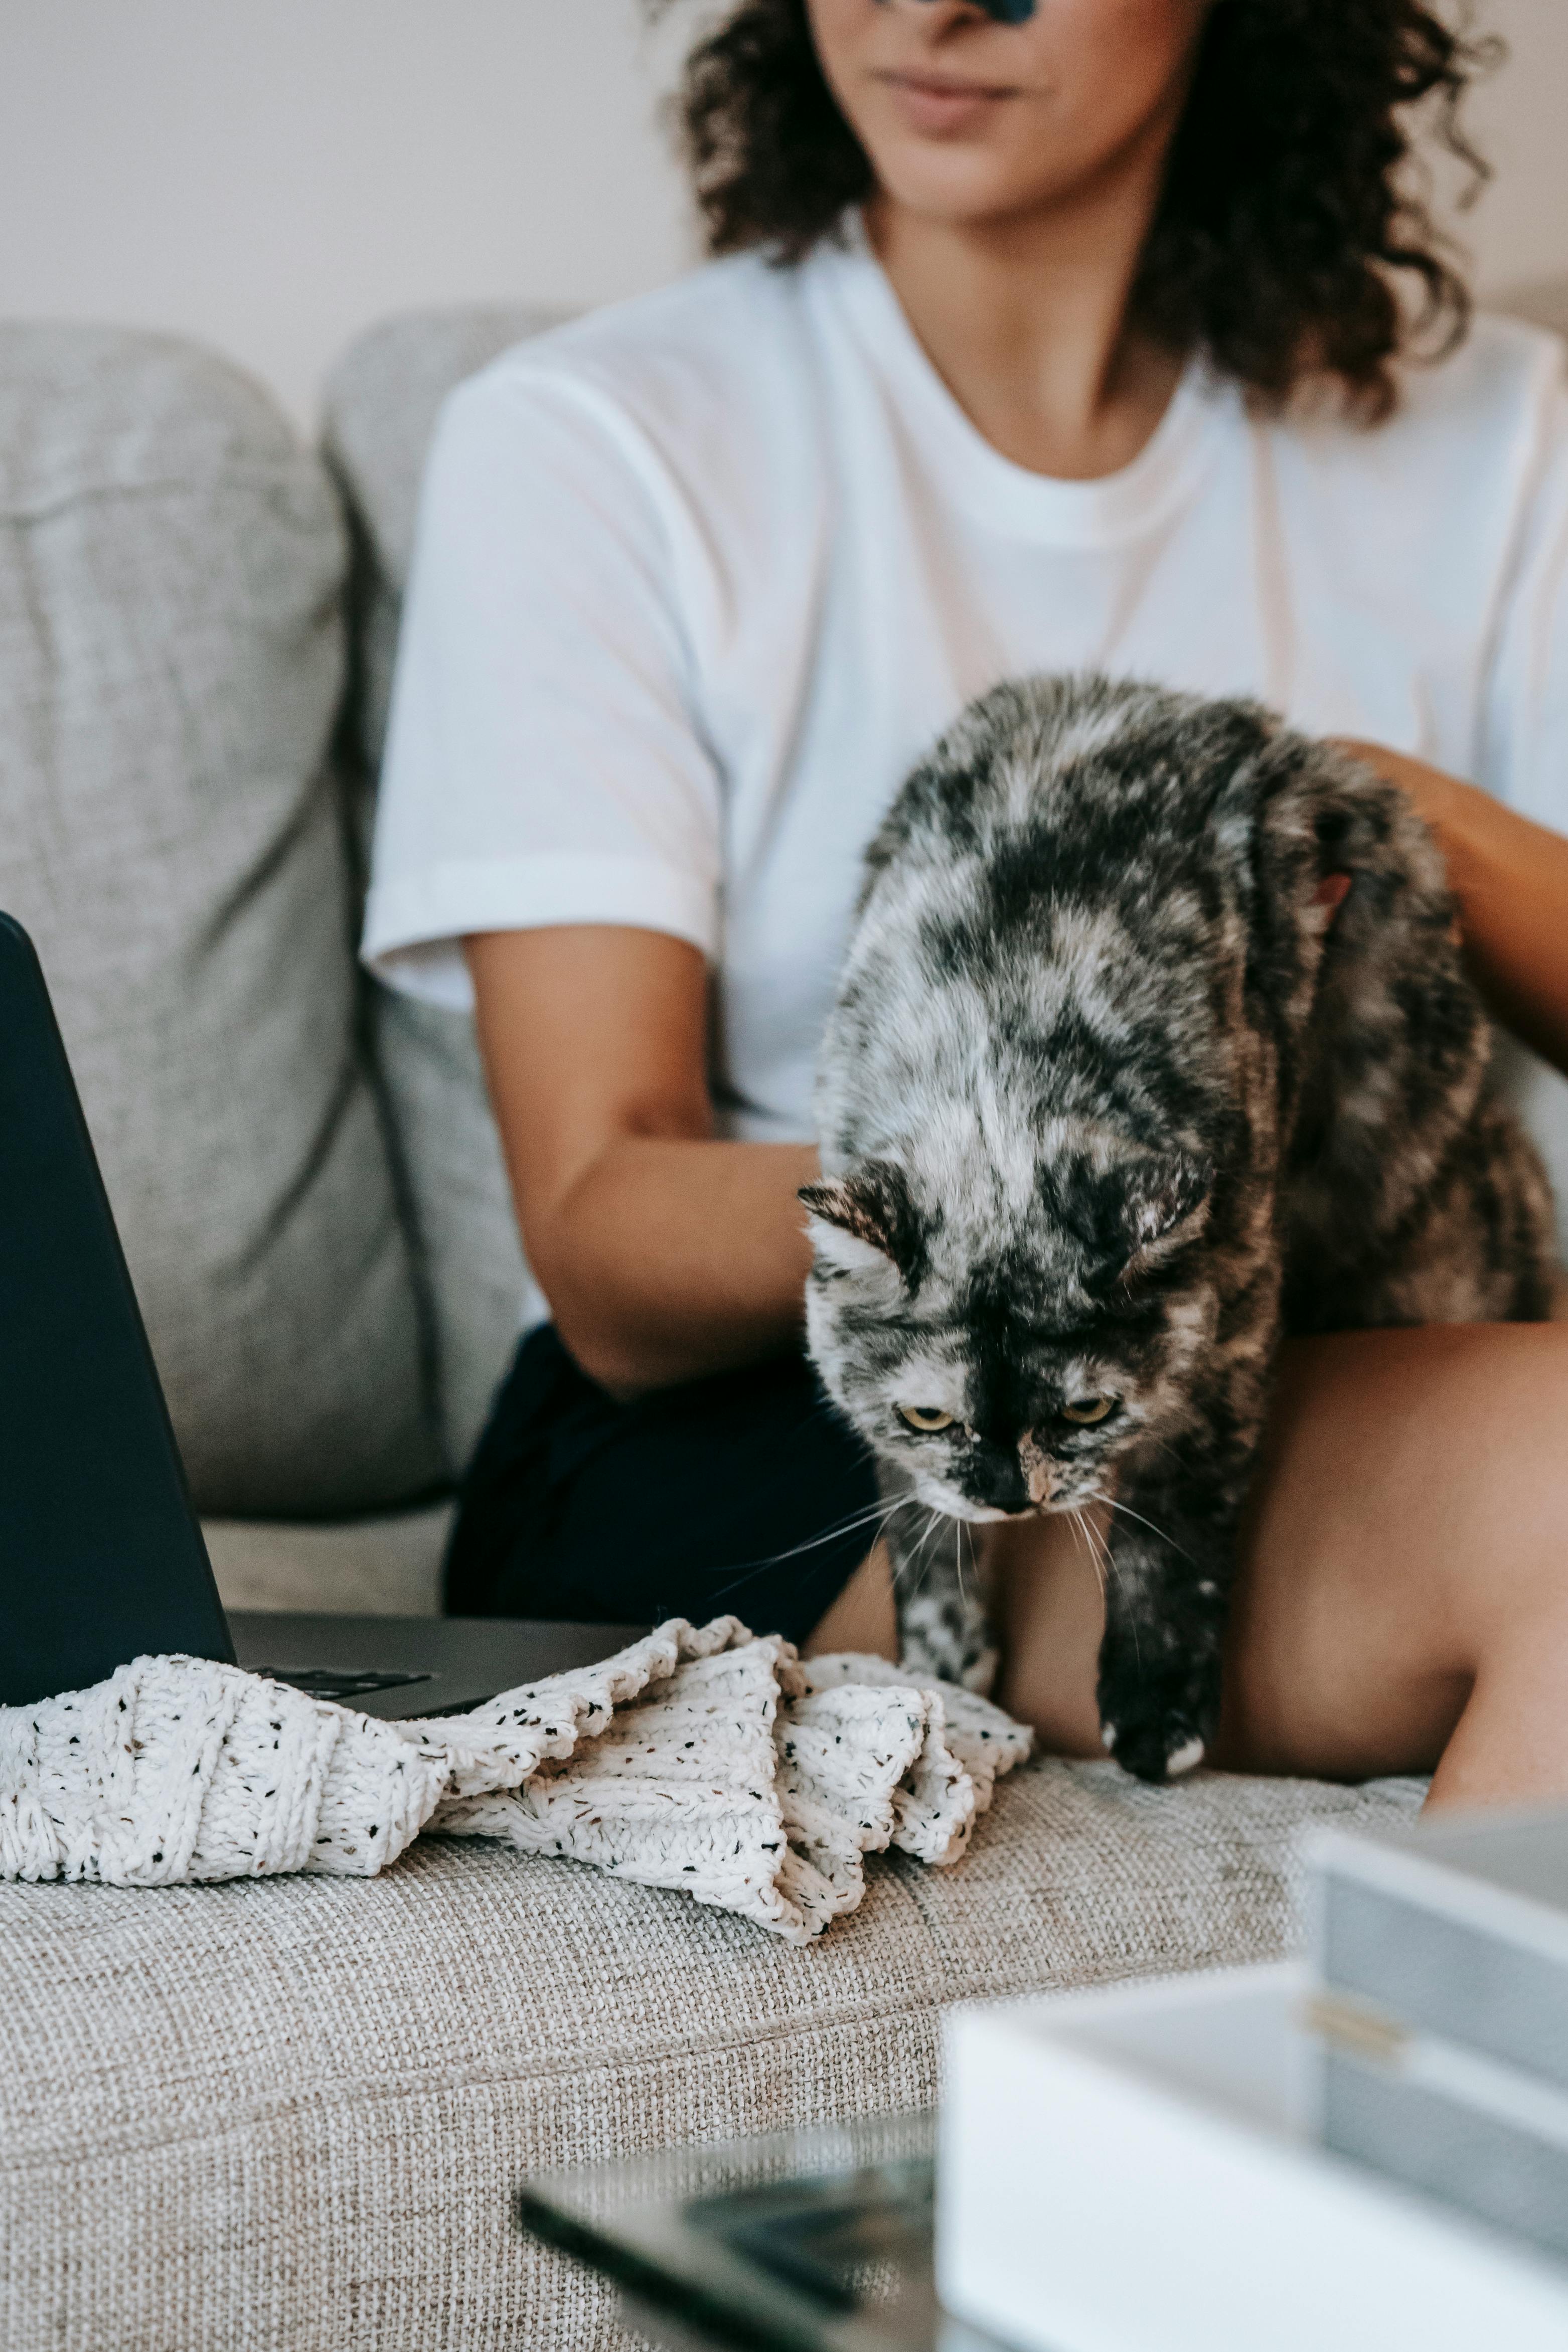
[365,227,1568,1181]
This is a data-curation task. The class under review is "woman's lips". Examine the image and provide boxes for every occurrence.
[879,70,1018,138]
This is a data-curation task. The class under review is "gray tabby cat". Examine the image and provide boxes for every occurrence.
[802,675,1556,1784]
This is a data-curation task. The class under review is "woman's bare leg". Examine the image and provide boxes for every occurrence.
[1219,1322,1568,1807]
[823,1322,1568,1810]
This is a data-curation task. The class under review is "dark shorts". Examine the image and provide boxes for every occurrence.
[442,1325,880,1647]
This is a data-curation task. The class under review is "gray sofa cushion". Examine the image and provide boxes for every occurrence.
[0,326,442,1514]
[326,309,569,1472]
[0,1760,1420,2352]
[202,1502,451,1616]
[326,308,570,786]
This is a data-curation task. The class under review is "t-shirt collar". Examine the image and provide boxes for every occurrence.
[815,210,1226,548]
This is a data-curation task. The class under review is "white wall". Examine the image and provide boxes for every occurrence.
[0,0,697,423]
[1448,0,1568,297]
[0,0,1563,428]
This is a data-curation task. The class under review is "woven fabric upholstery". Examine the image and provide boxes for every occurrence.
[0,1762,1421,2352]
[0,325,441,1514]
[325,308,570,786]
[325,309,570,1472]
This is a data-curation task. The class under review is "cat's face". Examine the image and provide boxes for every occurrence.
[802,1137,1215,1521]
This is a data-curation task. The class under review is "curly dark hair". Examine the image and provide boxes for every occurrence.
[667,0,1498,421]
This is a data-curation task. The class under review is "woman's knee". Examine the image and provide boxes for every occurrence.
[1220,1319,1568,1775]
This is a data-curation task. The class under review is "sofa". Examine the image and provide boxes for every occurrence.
[2,286,1566,2352]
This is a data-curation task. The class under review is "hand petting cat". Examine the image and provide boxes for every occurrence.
[1331,739,1568,1078]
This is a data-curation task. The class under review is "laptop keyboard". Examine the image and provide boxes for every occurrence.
[254,1667,434,1703]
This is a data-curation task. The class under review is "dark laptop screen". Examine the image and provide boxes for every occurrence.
[0,914,232,1706]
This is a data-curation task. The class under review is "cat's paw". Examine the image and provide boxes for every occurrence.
[1096,1569,1227,1785]
[1101,1716,1207,1784]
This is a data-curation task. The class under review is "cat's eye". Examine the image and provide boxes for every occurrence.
[1060,1395,1116,1426]
[898,1405,957,1433]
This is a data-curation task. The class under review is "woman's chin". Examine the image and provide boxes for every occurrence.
[866,143,1057,236]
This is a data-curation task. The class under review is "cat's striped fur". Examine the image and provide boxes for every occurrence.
[802,675,1556,1783]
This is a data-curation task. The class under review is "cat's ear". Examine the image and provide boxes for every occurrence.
[1304,870,1353,935]
[800,1160,927,1288]
[1115,1149,1214,1256]
[1054,1147,1213,1272]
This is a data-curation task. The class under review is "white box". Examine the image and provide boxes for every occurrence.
[937,1964,1568,2352]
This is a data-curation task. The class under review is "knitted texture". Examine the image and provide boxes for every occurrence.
[0,1620,1029,1941]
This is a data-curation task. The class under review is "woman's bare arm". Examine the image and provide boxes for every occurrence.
[1336,741,1568,1076]
[465,925,817,1394]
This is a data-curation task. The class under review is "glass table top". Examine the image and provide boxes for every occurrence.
[515,2109,1021,2352]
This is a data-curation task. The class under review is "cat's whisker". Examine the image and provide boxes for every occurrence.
[1089,1492,1198,1567]
[1077,1504,1140,1669]
[707,1492,920,1594]
[1080,1506,1121,1602]
[1126,1433,1186,1482]
[1089,1518,1142,1672]
[1069,1509,1105,1601]
[885,1504,950,1592]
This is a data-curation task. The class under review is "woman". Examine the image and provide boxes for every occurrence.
[366,0,1568,1808]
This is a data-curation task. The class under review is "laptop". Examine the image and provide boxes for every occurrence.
[0,911,643,1717]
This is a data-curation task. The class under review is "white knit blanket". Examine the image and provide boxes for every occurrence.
[0,1618,1031,1942]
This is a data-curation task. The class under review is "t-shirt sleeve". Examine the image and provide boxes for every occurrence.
[1478,341,1568,839]
[362,361,723,1010]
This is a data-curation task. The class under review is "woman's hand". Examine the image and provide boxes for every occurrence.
[1333,740,1568,1078]
[465,925,819,1395]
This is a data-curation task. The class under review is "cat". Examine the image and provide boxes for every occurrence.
[801,674,1557,1783]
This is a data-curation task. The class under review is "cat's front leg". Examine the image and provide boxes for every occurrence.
[1094,1473,1240,1785]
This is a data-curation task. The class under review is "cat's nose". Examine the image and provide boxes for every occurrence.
[966,1448,1029,1514]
